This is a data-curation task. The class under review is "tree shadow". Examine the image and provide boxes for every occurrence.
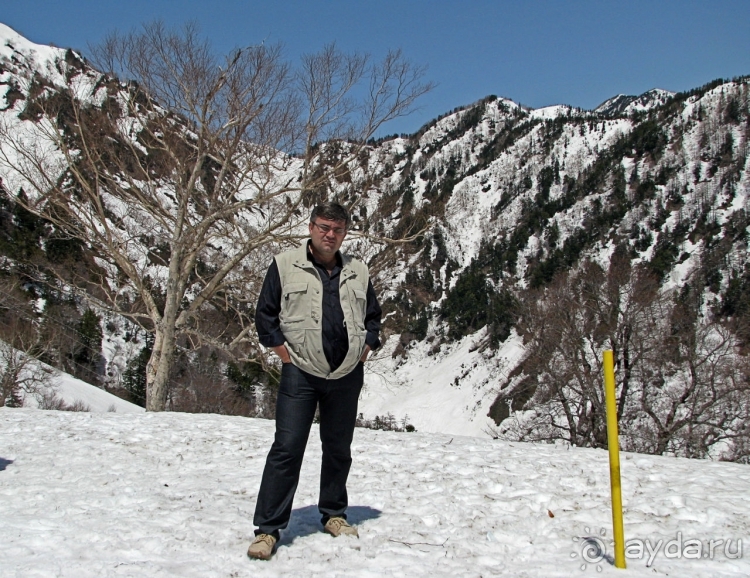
[279,504,382,546]
[0,458,13,471]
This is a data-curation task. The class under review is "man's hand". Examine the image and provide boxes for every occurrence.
[271,344,292,364]
[360,344,371,362]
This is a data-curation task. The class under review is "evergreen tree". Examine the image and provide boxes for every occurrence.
[122,335,153,407]
[70,309,103,384]
[75,309,103,366]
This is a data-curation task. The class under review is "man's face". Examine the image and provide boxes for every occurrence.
[309,217,347,259]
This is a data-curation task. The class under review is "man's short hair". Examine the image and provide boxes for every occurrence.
[310,202,350,228]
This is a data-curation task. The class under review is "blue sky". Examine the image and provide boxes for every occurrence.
[5,1,750,136]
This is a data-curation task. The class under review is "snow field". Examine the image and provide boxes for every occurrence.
[1,408,749,577]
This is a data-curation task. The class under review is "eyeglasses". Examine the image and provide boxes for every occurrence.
[312,222,347,236]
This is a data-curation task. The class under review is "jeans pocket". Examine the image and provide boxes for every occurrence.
[279,362,302,396]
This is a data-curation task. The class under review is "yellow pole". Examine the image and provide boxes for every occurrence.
[603,349,626,569]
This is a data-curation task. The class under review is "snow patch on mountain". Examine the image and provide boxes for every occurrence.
[529,104,583,120]
[360,327,525,437]
[10,353,143,413]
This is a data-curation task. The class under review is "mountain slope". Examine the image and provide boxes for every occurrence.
[352,78,750,444]
[1,23,750,453]
[594,88,675,117]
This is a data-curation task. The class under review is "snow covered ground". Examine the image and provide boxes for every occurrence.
[1,406,748,577]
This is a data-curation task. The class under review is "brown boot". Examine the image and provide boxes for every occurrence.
[324,517,359,538]
[247,533,277,560]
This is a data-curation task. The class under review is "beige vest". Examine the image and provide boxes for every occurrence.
[275,242,370,379]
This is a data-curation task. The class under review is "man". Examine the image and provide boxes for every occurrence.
[248,202,382,560]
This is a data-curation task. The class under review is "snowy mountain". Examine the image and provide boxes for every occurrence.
[594,88,675,117]
[1,406,749,577]
[1,23,750,457]
[352,77,750,448]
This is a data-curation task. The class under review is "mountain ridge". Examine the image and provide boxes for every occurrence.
[1,24,749,458]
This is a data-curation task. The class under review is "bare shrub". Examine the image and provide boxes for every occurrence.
[168,348,254,416]
[36,391,91,412]
[0,282,59,407]
[36,390,69,410]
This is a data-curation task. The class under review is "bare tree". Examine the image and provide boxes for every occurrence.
[492,255,670,449]
[635,293,750,457]
[0,21,432,410]
[492,254,750,460]
[0,337,57,408]
[0,283,58,407]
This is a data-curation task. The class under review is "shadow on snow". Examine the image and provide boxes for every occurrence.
[279,504,382,546]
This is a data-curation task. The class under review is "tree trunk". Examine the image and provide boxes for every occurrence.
[145,325,177,411]
[145,241,184,411]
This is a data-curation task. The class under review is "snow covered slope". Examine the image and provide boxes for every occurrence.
[24,367,144,414]
[0,408,748,577]
[2,339,143,413]
[0,22,66,78]
[359,328,525,437]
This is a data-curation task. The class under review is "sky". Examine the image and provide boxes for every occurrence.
[4,1,750,136]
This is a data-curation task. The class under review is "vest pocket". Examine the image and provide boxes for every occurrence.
[283,328,306,354]
[352,288,367,320]
[353,288,367,301]
[281,282,309,320]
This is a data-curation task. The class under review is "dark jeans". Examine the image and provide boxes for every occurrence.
[253,361,364,538]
